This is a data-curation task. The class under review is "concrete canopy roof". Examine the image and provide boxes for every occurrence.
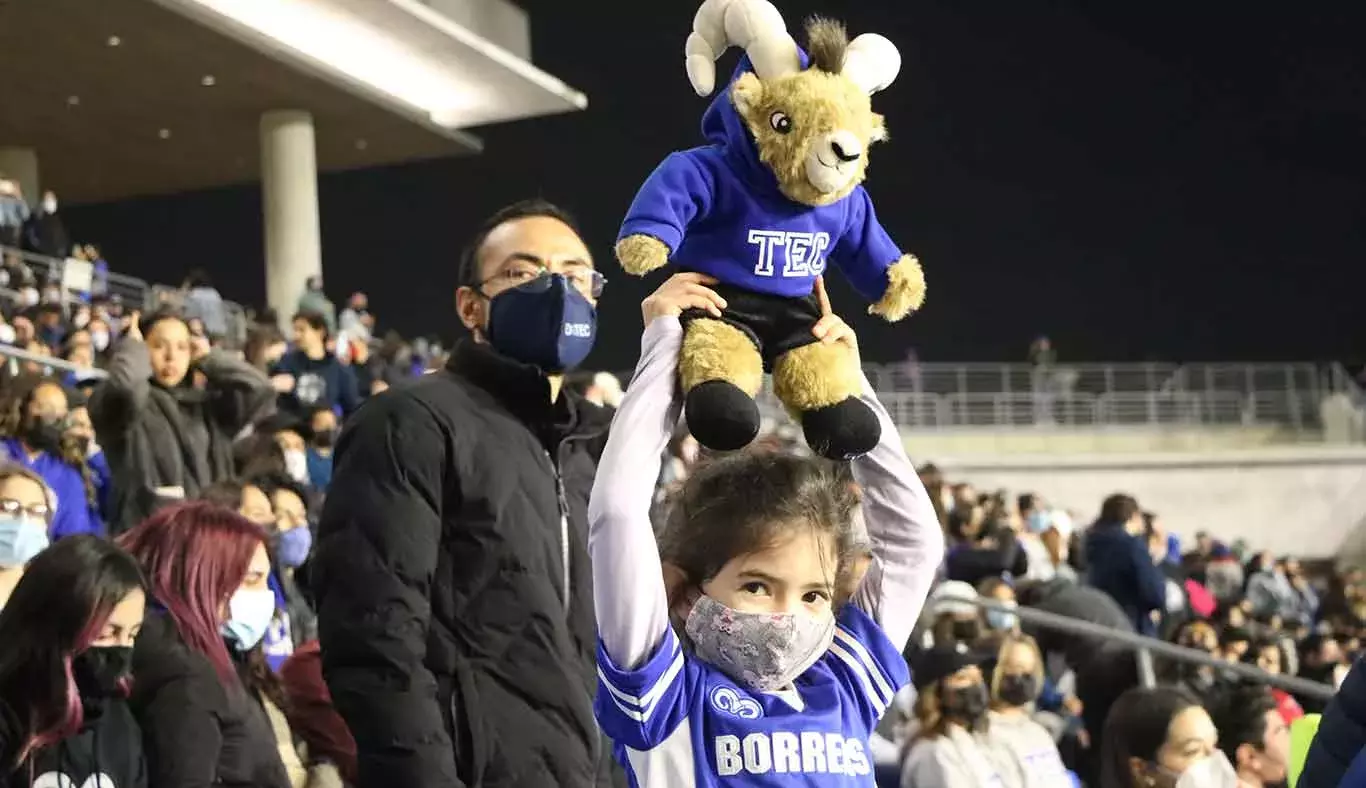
[0,0,585,204]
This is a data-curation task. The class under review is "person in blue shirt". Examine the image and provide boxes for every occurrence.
[588,273,943,786]
[1084,494,1167,637]
[270,311,361,419]
[0,377,99,539]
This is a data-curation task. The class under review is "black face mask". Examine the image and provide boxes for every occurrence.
[941,682,990,723]
[997,673,1039,706]
[313,428,338,449]
[952,619,982,643]
[23,417,64,454]
[72,645,134,698]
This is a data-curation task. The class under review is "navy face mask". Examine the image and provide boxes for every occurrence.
[485,274,597,373]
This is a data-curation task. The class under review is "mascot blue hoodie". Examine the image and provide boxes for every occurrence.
[617,55,904,301]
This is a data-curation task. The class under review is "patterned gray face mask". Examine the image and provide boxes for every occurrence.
[684,594,836,692]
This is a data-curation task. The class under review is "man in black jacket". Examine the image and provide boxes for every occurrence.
[313,200,618,787]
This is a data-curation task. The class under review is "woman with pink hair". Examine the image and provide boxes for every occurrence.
[118,501,290,788]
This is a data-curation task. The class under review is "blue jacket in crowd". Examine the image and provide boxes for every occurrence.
[2,438,101,538]
[1303,655,1366,786]
[271,349,361,417]
[1084,521,1167,636]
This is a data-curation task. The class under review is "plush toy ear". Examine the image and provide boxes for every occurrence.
[870,113,889,143]
[730,72,765,116]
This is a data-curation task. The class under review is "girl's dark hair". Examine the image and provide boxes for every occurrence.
[0,535,145,769]
[1099,686,1200,788]
[658,451,858,601]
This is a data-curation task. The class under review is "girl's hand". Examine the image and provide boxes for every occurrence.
[811,276,859,359]
[641,272,728,324]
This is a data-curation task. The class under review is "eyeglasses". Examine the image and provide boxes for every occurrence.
[0,497,52,524]
[476,263,606,300]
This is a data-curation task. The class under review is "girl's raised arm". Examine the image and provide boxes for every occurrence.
[847,377,945,650]
[588,317,685,670]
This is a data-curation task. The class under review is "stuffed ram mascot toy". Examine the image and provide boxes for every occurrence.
[616,0,925,460]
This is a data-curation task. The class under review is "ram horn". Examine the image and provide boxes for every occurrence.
[685,0,801,96]
[841,33,902,95]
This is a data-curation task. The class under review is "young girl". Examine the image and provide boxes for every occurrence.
[589,274,943,786]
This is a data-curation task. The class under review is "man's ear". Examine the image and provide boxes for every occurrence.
[454,286,485,336]
[870,112,889,143]
[730,73,765,117]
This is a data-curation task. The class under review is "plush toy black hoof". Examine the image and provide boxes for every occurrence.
[801,397,881,460]
[685,380,761,452]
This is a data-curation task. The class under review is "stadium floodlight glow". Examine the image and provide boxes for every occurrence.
[166,0,485,126]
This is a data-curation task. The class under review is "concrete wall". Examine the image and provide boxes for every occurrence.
[904,426,1301,457]
[929,444,1366,559]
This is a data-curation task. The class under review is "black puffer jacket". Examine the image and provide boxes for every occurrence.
[314,340,613,788]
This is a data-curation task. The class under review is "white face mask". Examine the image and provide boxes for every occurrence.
[90,330,110,352]
[284,449,309,484]
[0,325,14,344]
[1174,751,1238,788]
[42,197,57,214]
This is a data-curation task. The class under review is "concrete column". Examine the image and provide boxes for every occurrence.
[260,110,322,330]
[0,147,40,207]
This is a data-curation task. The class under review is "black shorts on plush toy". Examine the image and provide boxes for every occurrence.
[615,0,926,460]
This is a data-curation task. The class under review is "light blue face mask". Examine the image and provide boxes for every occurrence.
[221,588,278,651]
[1026,510,1052,534]
[0,516,49,569]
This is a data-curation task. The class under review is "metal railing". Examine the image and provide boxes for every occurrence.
[1,244,150,307]
[612,360,1365,434]
[740,384,1338,433]
[863,361,1345,400]
[0,244,250,348]
[0,342,109,380]
[968,596,1335,700]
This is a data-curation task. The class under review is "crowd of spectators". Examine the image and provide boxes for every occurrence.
[642,429,1360,786]
[0,178,1362,788]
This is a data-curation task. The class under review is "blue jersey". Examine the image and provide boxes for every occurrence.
[596,604,910,787]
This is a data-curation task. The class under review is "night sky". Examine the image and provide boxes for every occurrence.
[65,1,1365,371]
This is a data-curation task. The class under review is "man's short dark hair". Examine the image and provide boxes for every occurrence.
[1099,493,1140,525]
[1206,683,1277,766]
[1018,493,1038,515]
[457,199,580,289]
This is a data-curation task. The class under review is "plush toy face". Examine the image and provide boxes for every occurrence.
[729,20,888,207]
